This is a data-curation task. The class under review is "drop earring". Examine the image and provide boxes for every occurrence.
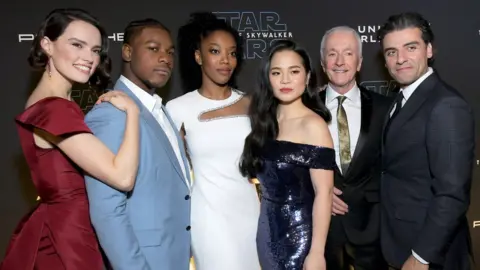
[47,61,52,78]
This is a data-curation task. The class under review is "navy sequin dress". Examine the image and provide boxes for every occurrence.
[256,139,336,270]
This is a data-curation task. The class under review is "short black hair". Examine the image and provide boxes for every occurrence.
[123,18,170,45]
[377,12,435,65]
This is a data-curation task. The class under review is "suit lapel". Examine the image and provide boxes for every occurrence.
[113,80,190,190]
[162,106,191,187]
[344,88,372,178]
[384,74,438,143]
[320,88,372,178]
[381,96,396,149]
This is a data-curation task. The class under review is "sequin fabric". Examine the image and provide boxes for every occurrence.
[256,139,336,269]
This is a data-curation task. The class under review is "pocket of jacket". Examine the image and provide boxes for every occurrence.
[394,204,428,223]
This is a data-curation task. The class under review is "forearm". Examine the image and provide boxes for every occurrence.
[309,188,333,255]
[112,110,140,190]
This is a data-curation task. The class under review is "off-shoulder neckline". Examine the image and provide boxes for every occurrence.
[272,139,334,150]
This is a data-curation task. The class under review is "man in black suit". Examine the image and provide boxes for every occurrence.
[319,26,391,270]
[378,12,474,270]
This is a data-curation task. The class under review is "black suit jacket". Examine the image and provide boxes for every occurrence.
[381,73,474,269]
[321,86,393,246]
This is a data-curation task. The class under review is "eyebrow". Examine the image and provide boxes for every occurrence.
[143,40,175,49]
[207,42,237,49]
[327,48,354,54]
[270,65,302,70]
[404,41,420,47]
[383,41,420,52]
[68,38,101,49]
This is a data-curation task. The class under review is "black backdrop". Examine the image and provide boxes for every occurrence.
[1,0,480,263]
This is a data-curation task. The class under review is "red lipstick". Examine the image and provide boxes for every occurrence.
[280,88,293,93]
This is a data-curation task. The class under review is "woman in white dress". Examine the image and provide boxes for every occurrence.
[166,12,260,270]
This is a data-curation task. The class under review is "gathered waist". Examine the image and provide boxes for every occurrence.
[36,189,89,204]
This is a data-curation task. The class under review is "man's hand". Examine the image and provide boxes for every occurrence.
[401,255,429,270]
[332,187,348,215]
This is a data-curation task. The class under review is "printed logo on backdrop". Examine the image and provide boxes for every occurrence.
[213,11,293,59]
[474,220,480,228]
[17,33,124,43]
[71,88,103,113]
[360,80,398,96]
[356,25,381,43]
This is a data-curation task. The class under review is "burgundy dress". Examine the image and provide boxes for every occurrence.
[0,97,104,270]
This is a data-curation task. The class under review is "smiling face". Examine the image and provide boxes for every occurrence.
[195,30,238,86]
[322,30,362,93]
[269,49,310,104]
[382,27,432,87]
[41,19,102,84]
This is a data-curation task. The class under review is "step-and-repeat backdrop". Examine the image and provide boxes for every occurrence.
[1,0,480,262]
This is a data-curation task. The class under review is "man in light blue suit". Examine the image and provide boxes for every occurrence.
[84,19,191,270]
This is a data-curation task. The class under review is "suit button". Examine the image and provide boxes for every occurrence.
[185,195,190,200]
[186,226,191,231]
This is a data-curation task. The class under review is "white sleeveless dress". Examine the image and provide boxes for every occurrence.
[166,90,260,270]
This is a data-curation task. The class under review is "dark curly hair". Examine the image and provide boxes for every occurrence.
[28,8,111,89]
[377,12,435,66]
[239,39,331,178]
[177,11,243,92]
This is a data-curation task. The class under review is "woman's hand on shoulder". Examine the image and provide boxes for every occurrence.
[96,90,139,115]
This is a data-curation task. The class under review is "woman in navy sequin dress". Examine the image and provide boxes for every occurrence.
[240,40,335,270]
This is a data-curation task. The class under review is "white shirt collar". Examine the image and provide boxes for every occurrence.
[400,67,434,101]
[119,75,159,112]
[326,83,361,105]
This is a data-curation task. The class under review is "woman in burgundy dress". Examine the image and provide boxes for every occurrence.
[0,9,140,270]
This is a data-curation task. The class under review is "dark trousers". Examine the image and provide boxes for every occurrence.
[325,217,387,270]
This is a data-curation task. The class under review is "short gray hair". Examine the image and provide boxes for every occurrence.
[320,26,362,62]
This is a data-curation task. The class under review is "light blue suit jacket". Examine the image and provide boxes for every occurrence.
[84,79,191,270]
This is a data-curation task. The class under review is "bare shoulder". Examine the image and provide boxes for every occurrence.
[235,91,251,113]
[301,113,333,148]
[239,92,251,103]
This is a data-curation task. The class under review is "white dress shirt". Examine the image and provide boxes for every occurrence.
[325,84,362,174]
[390,67,434,116]
[390,67,434,264]
[119,75,188,181]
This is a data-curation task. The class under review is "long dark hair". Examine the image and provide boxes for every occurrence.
[28,8,111,89]
[177,11,243,92]
[239,39,331,178]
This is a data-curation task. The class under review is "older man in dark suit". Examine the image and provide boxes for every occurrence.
[320,25,391,270]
